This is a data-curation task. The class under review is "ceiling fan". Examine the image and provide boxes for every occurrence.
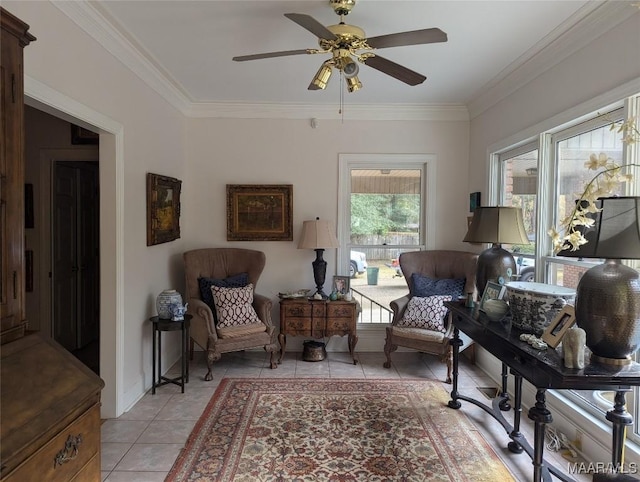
[232,0,448,93]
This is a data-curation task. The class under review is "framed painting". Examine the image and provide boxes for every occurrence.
[542,305,576,348]
[70,124,99,145]
[146,173,182,246]
[226,184,293,241]
[469,191,481,212]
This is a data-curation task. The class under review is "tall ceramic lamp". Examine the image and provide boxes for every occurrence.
[298,217,340,299]
[464,206,529,294]
[558,197,640,365]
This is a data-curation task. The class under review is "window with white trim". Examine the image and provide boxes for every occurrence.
[491,95,640,444]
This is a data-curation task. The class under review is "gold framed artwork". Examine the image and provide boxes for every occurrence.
[146,173,182,246]
[226,184,293,241]
[541,305,576,348]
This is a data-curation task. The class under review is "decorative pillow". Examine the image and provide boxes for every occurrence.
[211,283,260,328]
[198,273,249,314]
[411,273,465,299]
[398,295,452,332]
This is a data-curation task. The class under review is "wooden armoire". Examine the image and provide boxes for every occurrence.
[0,8,104,481]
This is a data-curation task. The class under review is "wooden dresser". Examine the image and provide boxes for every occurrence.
[279,299,359,364]
[0,8,104,482]
[0,334,104,481]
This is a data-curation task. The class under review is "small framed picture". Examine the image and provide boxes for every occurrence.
[469,191,481,212]
[333,276,350,296]
[542,305,576,348]
[479,281,506,310]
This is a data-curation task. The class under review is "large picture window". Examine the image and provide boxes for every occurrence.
[491,96,640,445]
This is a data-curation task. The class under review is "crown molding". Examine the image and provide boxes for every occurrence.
[53,1,192,114]
[52,1,468,121]
[55,1,629,121]
[185,102,469,121]
[467,1,637,119]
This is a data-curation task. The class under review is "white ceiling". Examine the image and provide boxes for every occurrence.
[68,0,633,116]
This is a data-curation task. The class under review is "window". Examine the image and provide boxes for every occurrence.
[338,154,435,324]
[490,96,640,445]
[496,142,538,281]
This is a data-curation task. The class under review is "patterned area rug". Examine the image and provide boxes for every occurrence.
[166,378,515,481]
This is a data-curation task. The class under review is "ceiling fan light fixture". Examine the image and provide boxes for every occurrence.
[311,62,333,90]
[342,58,359,78]
[345,75,362,93]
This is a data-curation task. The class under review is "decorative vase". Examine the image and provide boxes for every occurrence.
[575,260,640,365]
[156,289,182,319]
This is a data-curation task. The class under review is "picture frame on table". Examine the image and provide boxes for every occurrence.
[541,305,576,348]
[333,276,350,296]
[479,281,506,310]
[226,184,293,241]
[146,173,182,246]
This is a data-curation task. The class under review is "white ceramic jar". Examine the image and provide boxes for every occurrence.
[156,289,183,319]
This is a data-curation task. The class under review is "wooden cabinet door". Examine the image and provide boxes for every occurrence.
[0,9,35,344]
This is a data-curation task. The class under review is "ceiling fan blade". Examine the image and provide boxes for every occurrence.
[284,13,337,40]
[233,49,310,62]
[363,55,426,86]
[367,28,447,49]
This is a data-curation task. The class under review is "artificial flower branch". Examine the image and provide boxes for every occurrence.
[549,117,639,253]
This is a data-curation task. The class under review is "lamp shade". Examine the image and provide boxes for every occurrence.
[298,218,340,250]
[463,207,530,245]
[557,197,640,259]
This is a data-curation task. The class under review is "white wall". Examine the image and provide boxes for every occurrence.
[6,0,188,418]
[5,1,471,417]
[468,9,640,467]
[184,117,470,304]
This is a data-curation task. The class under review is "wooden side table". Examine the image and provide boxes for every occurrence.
[279,299,358,364]
[150,315,191,394]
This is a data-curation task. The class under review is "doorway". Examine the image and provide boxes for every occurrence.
[24,105,101,375]
[52,160,100,374]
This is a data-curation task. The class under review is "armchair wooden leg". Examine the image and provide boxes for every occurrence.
[383,329,396,369]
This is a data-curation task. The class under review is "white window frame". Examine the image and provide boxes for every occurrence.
[337,154,436,281]
[489,93,640,455]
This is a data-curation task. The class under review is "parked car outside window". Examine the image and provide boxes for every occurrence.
[350,250,368,278]
[516,256,535,282]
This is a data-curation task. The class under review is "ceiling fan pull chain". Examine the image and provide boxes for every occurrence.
[339,71,345,122]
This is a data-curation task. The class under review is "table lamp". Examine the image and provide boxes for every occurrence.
[463,206,529,294]
[298,217,340,299]
[557,196,640,364]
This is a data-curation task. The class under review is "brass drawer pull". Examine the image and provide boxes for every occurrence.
[53,434,82,468]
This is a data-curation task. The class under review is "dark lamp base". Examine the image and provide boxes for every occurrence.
[476,244,516,294]
[590,354,633,366]
[312,248,328,299]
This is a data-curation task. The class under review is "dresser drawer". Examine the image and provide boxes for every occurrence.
[3,404,100,482]
[281,318,326,335]
[281,302,326,318]
[326,303,356,318]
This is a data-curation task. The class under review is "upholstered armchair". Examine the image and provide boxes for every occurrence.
[183,248,278,381]
[384,250,478,383]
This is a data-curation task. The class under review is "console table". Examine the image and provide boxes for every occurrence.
[445,301,640,482]
[279,299,358,364]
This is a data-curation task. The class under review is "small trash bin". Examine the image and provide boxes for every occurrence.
[367,267,379,285]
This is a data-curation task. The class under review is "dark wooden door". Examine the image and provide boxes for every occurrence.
[52,161,99,352]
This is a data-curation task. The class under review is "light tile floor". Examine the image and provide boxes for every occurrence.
[101,350,590,481]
